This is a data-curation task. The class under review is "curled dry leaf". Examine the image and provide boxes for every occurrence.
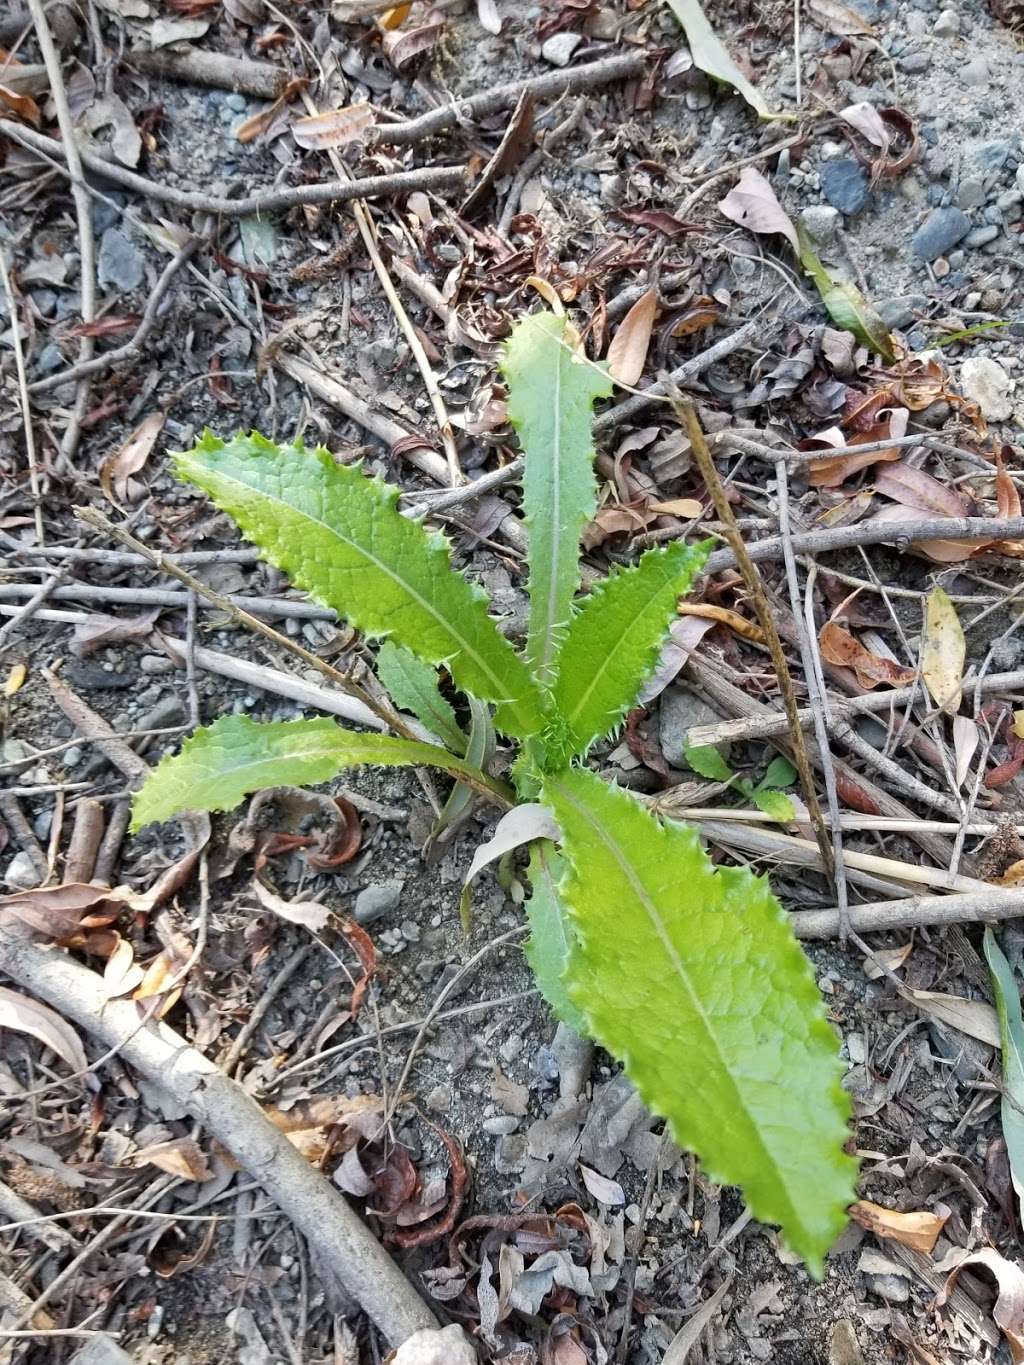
[677,602,766,644]
[0,881,129,941]
[134,1137,212,1181]
[251,877,330,933]
[718,167,799,255]
[808,408,908,487]
[0,985,88,1073]
[819,621,915,689]
[292,103,374,150]
[103,935,146,999]
[100,411,164,509]
[607,288,657,387]
[382,21,444,72]
[862,942,912,980]
[921,587,965,712]
[850,1199,948,1254]
[904,988,1000,1047]
[133,949,186,1016]
[938,1247,1024,1363]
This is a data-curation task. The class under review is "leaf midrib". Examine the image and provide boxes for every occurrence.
[551,774,802,1236]
[192,457,535,732]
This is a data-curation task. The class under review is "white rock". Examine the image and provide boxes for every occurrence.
[4,850,42,890]
[960,356,1015,422]
[392,1326,477,1365]
[934,8,959,36]
[541,32,581,67]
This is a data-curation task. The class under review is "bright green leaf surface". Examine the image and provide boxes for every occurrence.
[550,542,708,764]
[175,432,544,740]
[132,714,508,830]
[375,640,465,753]
[502,314,612,688]
[684,743,735,782]
[760,756,797,790]
[797,228,895,363]
[434,697,494,841]
[543,767,856,1272]
[752,788,796,823]
[524,841,587,1035]
[984,928,1024,1220]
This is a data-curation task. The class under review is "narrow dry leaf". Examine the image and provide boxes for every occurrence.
[939,1247,1024,1363]
[867,504,977,564]
[953,715,979,789]
[379,3,411,27]
[873,461,969,518]
[998,455,1023,519]
[905,988,1000,1048]
[607,288,657,387]
[661,1277,734,1363]
[133,949,185,1015]
[666,0,772,117]
[0,881,131,940]
[718,167,799,255]
[818,621,915,689]
[477,0,501,33]
[100,411,164,508]
[251,877,330,933]
[649,498,704,517]
[103,935,146,999]
[808,409,908,487]
[1013,710,1024,741]
[579,1163,626,1207]
[809,0,876,34]
[4,662,26,697]
[862,942,912,981]
[235,94,287,145]
[0,82,42,125]
[921,587,965,711]
[382,21,444,71]
[0,986,88,1073]
[677,602,766,644]
[839,101,890,152]
[850,1200,948,1254]
[292,104,374,150]
[72,609,162,658]
[134,1137,212,1181]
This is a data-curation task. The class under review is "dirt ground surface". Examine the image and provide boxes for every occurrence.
[4,0,1024,1361]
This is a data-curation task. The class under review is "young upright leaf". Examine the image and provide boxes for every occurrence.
[796,228,896,363]
[666,0,774,118]
[549,542,708,764]
[524,841,587,1035]
[984,928,1024,1221]
[502,313,612,688]
[132,714,511,830]
[375,640,465,753]
[432,697,494,840]
[175,433,545,740]
[542,767,856,1272]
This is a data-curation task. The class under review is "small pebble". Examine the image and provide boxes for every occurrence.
[799,204,840,246]
[4,851,41,890]
[820,158,871,215]
[965,223,1000,248]
[63,746,82,767]
[960,356,1014,420]
[960,57,990,86]
[140,655,174,676]
[540,32,581,67]
[483,1115,519,1136]
[911,206,971,261]
[933,7,959,34]
[353,879,405,925]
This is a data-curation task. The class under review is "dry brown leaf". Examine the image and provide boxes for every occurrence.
[839,101,889,151]
[851,1200,947,1254]
[995,859,1024,888]
[953,715,980,789]
[921,587,965,711]
[808,409,909,487]
[0,986,87,1073]
[251,877,330,933]
[649,497,704,518]
[100,411,164,509]
[72,608,162,658]
[607,288,657,387]
[133,949,185,1015]
[862,942,912,980]
[809,0,876,33]
[0,881,130,941]
[5,662,27,696]
[717,167,799,256]
[818,621,915,689]
[103,935,145,999]
[938,1247,1024,1363]
[579,1163,626,1207]
[379,2,411,26]
[677,602,765,643]
[866,504,977,563]
[872,461,969,518]
[381,20,444,71]
[235,93,287,144]
[0,82,42,125]
[292,103,374,150]
[998,454,1023,519]
[134,1137,212,1181]
[905,988,1000,1047]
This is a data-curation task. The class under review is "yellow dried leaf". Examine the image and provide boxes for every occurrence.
[851,1200,947,1254]
[4,662,27,697]
[921,586,964,711]
[607,288,657,387]
[677,602,765,643]
[1013,710,1024,740]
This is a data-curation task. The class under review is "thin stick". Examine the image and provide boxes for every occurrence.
[776,461,849,935]
[660,808,1024,835]
[667,384,834,878]
[713,428,993,470]
[64,798,104,883]
[28,236,199,394]
[25,0,95,468]
[0,581,336,619]
[790,889,1024,941]
[0,248,43,543]
[830,715,962,819]
[0,568,67,646]
[220,944,313,1078]
[704,516,1024,577]
[0,122,466,216]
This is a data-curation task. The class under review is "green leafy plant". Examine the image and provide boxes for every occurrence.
[132,310,856,1270]
[684,745,798,822]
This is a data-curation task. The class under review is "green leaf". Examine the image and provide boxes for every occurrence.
[760,756,797,790]
[433,697,494,845]
[752,788,796,823]
[666,0,774,119]
[132,714,511,830]
[684,743,734,782]
[375,641,465,753]
[796,227,895,363]
[984,928,1024,1221]
[524,841,588,1035]
[550,542,709,764]
[175,432,545,740]
[542,767,855,1272]
[502,313,613,688]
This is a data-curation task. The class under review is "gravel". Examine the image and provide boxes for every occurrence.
[819,158,871,215]
[911,205,972,261]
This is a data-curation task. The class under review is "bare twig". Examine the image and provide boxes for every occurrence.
[127,45,288,97]
[0,930,439,1346]
[220,945,314,1078]
[374,52,646,148]
[0,1178,78,1254]
[0,796,48,884]
[0,582,336,619]
[92,799,130,885]
[0,123,466,216]
[791,889,1024,941]
[497,97,587,236]
[0,248,43,544]
[64,798,104,883]
[0,567,67,645]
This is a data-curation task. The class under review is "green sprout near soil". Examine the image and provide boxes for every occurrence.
[131,310,857,1272]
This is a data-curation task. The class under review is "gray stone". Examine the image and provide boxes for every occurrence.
[820,158,870,215]
[71,1340,136,1365]
[483,1115,519,1136]
[960,58,990,86]
[63,746,83,767]
[966,224,1000,247]
[971,140,1011,181]
[799,204,840,247]
[140,654,174,675]
[98,227,144,292]
[226,92,247,112]
[4,851,42,891]
[933,7,959,34]
[659,687,730,766]
[911,206,971,261]
[353,879,405,925]
[955,178,986,211]
[34,342,63,374]
[540,32,580,66]
[876,294,928,329]
[899,51,930,74]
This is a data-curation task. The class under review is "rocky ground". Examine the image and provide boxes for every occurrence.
[3,0,1024,1362]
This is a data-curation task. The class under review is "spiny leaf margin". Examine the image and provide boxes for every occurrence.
[174,431,545,740]
[542,766,856,1273]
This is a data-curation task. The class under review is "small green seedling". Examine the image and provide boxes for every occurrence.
[132,311,856,1271]
[684,745,798,822]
